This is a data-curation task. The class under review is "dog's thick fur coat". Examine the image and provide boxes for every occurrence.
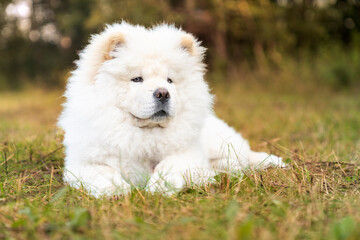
[58,22,285,197]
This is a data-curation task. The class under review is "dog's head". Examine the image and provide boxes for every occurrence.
[77,22,211,128]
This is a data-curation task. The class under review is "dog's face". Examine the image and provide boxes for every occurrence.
[117,57,180,128]
[89,23,207,128]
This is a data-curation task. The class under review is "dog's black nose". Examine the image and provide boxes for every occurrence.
[153,88,170,103]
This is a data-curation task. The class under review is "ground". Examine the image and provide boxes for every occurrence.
[0,82,359,240]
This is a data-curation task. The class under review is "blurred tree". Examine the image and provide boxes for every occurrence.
[0,0,94,88]
[84,0,183,31]
[0,0,359,89]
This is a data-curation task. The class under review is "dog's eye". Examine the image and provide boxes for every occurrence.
[167,78,173,84]
[131,77,143,83]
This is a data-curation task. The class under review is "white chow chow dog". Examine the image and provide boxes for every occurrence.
[58,22,285,197]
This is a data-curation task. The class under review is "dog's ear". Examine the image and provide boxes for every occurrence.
[180,34,195,55]
[81,31,125,82]
[103,33,125,61]
[180,33,205,58]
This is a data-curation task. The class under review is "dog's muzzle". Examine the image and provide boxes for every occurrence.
[151,88,170,120]
[153,88,170,104]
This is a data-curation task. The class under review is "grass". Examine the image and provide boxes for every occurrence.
[0,82,359,240]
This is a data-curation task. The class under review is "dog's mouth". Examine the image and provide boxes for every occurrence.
[131,110,169,121]
[151,110,168,119]
[130,109,171,128]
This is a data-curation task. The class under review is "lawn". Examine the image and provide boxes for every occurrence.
[0,82,359,240]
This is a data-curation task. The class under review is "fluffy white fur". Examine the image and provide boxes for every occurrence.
[58,22,285,197]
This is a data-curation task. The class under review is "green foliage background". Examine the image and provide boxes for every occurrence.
[0,0,359,90]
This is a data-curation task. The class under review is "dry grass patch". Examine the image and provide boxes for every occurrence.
[0,85,359,239]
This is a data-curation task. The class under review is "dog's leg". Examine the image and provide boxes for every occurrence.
[64,163,131,197]
[202,114,286,172]
[248,151,286,168]
[146,145,214,195]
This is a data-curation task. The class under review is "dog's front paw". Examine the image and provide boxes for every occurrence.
[84,176,132,198]
[65,168,132,198]
[90,183,132,198]
[146,172,185,195]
